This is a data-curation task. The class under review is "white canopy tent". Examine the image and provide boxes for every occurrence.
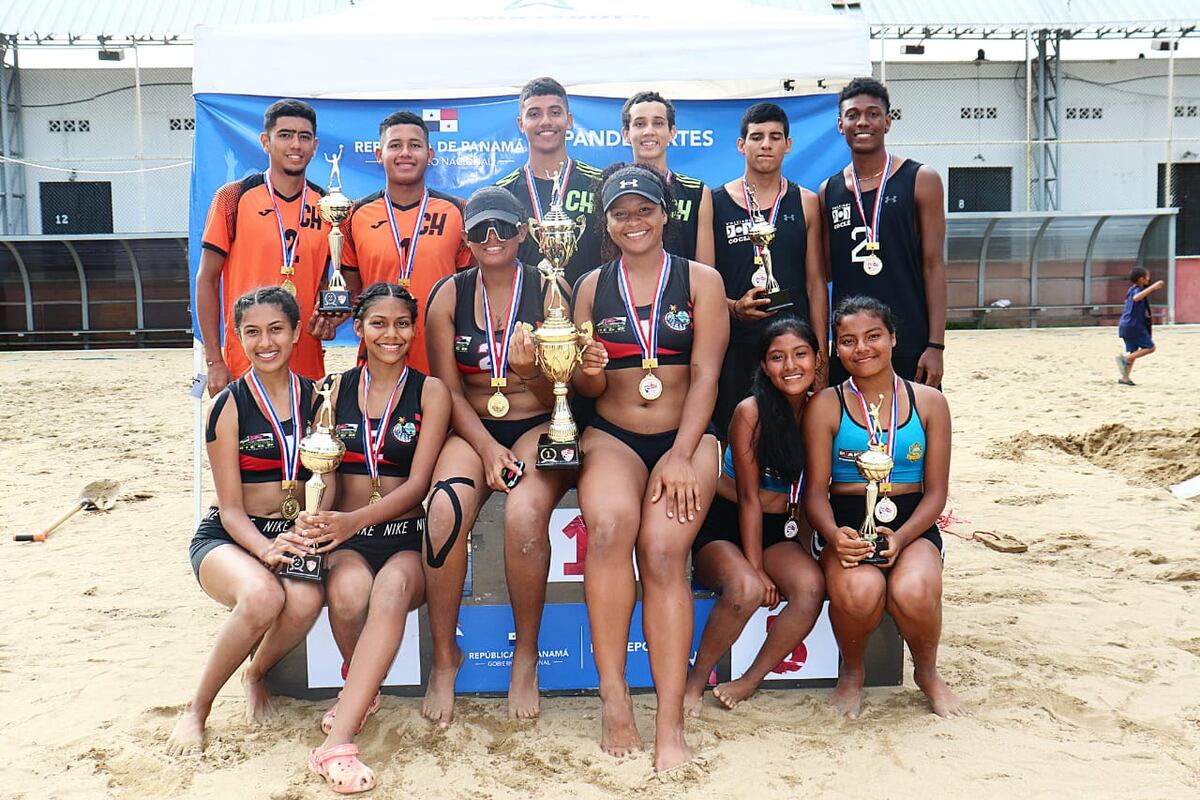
[193,0,871,98]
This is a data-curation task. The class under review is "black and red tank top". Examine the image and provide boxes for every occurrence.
[332,366,426,478]
[588,253,694,371]
[205,375,316,484]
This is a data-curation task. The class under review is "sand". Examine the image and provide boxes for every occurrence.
[1,325,1199,799]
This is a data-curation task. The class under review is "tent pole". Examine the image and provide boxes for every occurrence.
[878,26,886,84]
[1024,27,1033,212]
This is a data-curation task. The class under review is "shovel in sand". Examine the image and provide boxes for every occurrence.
[13,479,121,543]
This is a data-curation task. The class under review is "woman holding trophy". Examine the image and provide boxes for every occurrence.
[573,164,729,772]
[169,287,325,755]
[802,295,965,719]
[421,187,573,724]
[298,282,451,793]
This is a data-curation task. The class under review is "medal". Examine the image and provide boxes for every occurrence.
[361,365,408,505]
[741,176,786,270]
[246,368,303,520]
[525,158,573,224]
[751,266,769,288]
[784,478,803,539]
[384,187,429,289]
[479,264,524,419]
[784,518,799,539]
[875,496,898,523]
[264,171,308,294]
[617,251,671,403]
[849,152,892,276]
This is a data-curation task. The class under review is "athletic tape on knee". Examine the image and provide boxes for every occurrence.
[425,477,475,569]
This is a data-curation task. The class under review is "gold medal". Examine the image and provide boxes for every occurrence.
[487,390,510,418]
[751,266,769,289]
[398,278,411,289]
[368,478,382,505]
[639,371,663,401]
[863,254,883,276]
[281,492,300,521]
[281,276,297,295]
[875,496,898,524]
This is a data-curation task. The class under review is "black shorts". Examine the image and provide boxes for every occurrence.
[810,492,944,560]
[481,413,551,450]
[189,506,293,580]
[691,493,800,558]
[338,516,425,574]
[589,414,718,472]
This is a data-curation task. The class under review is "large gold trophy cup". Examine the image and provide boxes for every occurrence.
[745,185,793,313]
[855,397,893,566]
[527,166,591,470]
[316,145,354,313]
[282,382,346,581]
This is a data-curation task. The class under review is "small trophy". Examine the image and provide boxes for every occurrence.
[526,165,591,470]
[282,381,346,582]
[316,145,354,313]
[745,185,793,313]
[855,396,893,566]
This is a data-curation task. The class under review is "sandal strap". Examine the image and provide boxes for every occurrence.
[315,743,361,765]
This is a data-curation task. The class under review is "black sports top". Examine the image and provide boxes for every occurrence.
[332,366,426,478]
[588,253,694,371]
[427,263,547,375]
[205,375,316,484]
[824,159,928,357]
[665,171,706,262]
[711,181,810,344]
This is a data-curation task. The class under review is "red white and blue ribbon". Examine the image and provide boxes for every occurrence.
[384,187,429,285]
[848,374,900,482]
[849,151,893,246]
[360,366,407,482]
[479,265,525,384]
[788,477,803,507]
[524,158,573,223]
[247,369,302,484]
[617,251,671,368]
[264,172,308,271]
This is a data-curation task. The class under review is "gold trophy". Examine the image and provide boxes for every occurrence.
[855,396,893,566]
[526,165,591,470]
[316,145,354,313]
[282,381,346,581]
[745,185,793,313]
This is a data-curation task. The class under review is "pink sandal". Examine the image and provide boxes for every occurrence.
[321,691,382,735]
[308,743,377,794]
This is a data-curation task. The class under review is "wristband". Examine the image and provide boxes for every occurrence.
[926,342,945,351]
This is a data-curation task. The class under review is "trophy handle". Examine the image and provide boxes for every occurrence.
[572,214,587,246]
[574,321,594,368]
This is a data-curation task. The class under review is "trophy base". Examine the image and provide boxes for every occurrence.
[764,288,794,313]
[281,552,325,582]
[319,289,353,314]
[862,534,890,566]
[536,434,582,470]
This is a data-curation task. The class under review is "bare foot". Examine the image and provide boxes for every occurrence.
[422,648,463,729]
[712,675,760,710]
[167,702,206,755]
[653,725,694,773]
[242,671,273,724]
[829,671,864,719]
[507,652,541,720]
[915,668,969,718]
[599,687,643,757]
[682,688,705,719]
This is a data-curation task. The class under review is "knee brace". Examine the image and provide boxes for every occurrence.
[425,477,475,569]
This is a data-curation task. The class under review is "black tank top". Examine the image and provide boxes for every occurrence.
[205,376,316,484]
[427,263,547,375]
[589,253,694,370]
[332,366,426,478]
[824,159,928,357]
[665,171,706,262]
[711,181,810,344]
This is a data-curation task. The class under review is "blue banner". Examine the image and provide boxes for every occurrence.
[190,92,846,345]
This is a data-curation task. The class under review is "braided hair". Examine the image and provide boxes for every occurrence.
[354,282,418,323]
[232,285,300,329]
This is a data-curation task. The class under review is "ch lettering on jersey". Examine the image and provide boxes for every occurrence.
[831,202,853,230]
[672,198,694,222]
[563,189,594,215]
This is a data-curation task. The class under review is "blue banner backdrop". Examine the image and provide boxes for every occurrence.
[190,92,847,345]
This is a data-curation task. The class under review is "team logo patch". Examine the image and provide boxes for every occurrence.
[664,305,691,332]
[837,448,862,462]
[831,202,852,229]
[240,432,274,452]
[455,335,472,353]
[334,423,358,444]
[392,418,417,444]
[907,442,923,462]
[596,316,626,334]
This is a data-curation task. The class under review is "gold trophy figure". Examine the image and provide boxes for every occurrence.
[745,185,794,313]
[316,145,354,313]
[283,381,346,582]
[526,166,591,469]
[855,395,893,566]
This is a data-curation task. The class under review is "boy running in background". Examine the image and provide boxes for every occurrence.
[1116,266,1164,386]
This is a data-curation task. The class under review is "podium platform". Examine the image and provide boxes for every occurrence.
[267,491,903,700]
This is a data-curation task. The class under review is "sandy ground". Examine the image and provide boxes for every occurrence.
[1,325,1198,799]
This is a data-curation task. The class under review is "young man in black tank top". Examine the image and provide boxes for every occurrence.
[621,91,714,266]
[495,77,604,286]
[821,77,947,388]
[710,102,827,439]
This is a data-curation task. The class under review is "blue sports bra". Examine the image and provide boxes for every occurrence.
[721,445,796,495]
[830,379,926,484]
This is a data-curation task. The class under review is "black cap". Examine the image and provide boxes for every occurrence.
[601,165,665,212]
[464,187,526,230]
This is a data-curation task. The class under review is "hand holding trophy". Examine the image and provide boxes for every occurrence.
[854,393,894,566]
[743,182,794,313]
[316,145,354,314]
[282,380,346,581]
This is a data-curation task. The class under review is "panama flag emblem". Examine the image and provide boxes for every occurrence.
[422,108,459,132]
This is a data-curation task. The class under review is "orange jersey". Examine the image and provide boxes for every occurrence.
[202,173,330,380]
[342,188,472,374]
